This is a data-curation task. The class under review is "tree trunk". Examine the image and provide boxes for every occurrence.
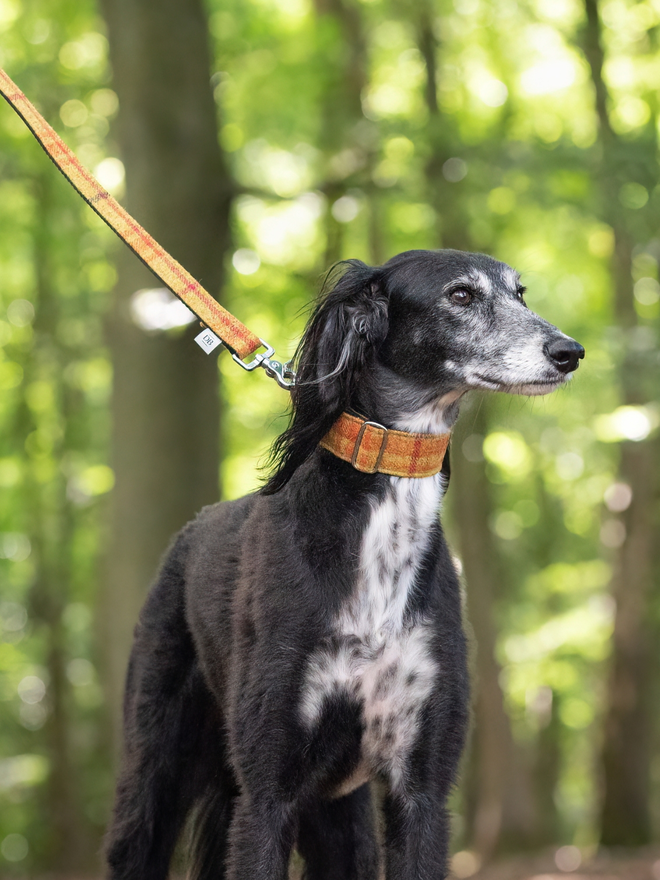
[600,441,656,844]
[581,0,658,845]
[416,11,537,855]
[450,403,537,859]
[415,4,471,252]
[313,0,371,267]
[98,0,232,748]
[23,171,92,870]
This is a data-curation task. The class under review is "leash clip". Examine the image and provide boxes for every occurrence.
[232,340,296,389]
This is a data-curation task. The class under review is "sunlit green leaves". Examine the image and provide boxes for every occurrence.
[1,0,659,867]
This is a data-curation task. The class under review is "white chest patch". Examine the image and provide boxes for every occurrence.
[300,475,445,792]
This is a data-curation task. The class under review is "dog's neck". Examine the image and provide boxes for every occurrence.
[350,365,464,436]
[392,394,463,435]
[318,370,462,479]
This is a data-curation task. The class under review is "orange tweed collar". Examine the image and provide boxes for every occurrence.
[319,412,450,478]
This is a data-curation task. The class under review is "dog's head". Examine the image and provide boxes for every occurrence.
[264,249,584,491]
[375,249,584,427]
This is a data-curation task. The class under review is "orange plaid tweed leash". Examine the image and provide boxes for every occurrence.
[0,69,294,387]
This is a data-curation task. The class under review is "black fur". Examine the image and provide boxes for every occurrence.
[106,249,583,879]
[265,259,388,494]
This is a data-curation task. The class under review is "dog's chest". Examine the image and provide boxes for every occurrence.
[300,476,443,789]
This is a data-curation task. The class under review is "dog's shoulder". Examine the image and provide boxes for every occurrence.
[186,494,257,555]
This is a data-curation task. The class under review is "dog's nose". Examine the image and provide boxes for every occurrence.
[545,338,585,374]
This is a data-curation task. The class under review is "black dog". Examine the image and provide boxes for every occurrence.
[106,249,584,879]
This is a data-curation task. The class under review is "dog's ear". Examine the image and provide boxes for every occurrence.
[262,260,388,493]
[297,260,389,412]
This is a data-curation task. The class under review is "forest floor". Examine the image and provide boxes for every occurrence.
[12,847,660,879]
[449,847,660,880]
[289,847,660,880]
[287,846,660,880]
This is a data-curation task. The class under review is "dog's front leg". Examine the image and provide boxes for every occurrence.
[382,788,451,880]
[381,697,468,880]
[225,793,296,880]
[223,645,311,880]
[297,785,381,880]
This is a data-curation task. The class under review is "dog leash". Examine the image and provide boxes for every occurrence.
[0,71,451,477]
[0,69,295,389]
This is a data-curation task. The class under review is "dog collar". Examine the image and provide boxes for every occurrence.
[319,412,450,478]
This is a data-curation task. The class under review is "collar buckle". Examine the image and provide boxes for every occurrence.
[352,421,389,473]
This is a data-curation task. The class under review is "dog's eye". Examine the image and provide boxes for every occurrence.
[516,286,527,303]
[450,289,473,306]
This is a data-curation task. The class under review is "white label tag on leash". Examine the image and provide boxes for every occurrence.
[194,328,223,354]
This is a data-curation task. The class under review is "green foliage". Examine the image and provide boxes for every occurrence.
[0,0,659,872]
[0,0,117,870]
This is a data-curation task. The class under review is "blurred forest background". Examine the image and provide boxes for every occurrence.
[1,0,659,875]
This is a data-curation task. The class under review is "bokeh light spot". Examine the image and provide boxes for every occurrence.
[1,834,28,862]
[233,248,261,275]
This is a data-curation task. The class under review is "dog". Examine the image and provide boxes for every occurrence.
[105,249,584,880]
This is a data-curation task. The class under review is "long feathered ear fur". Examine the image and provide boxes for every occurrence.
[262,260,389,494]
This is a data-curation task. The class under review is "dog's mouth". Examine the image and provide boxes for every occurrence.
[472,373,568,395]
